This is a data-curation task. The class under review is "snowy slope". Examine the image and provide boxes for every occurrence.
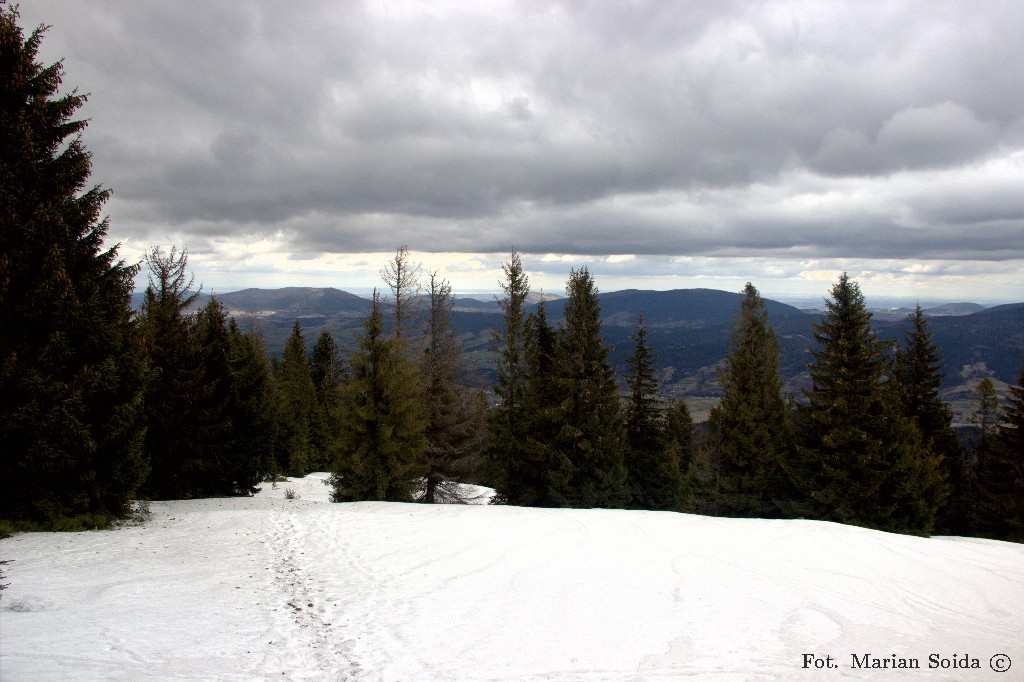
[1,473,1021,681]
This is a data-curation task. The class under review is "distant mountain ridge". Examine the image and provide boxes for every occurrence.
[128,287,1023,407]
[867,302,987,321]
[214,287,372,317]
[540,288,807,328]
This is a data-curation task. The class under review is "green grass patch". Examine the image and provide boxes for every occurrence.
[0,513,117,538]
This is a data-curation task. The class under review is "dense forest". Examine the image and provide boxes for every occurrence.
[2,6,1022,543]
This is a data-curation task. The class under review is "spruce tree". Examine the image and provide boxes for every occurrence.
[664,399,695,478]
[665,400,703,512]
[975,370,1024,541]
[513,299,567,506]
[551,268,628,508]
[985,364,1024,541]
[418,273,486,502]
[795,273,931,532]
[331,292,425,502]
[139,247,202,500]
[684,432,720,516]
[276,319,318,475]
[971,378,1000,462]
[0,7,147,522]
[225,319,274,494]
[623,313,682,510]
[310,329,343,401]
[964,378,999,532]
[189,296,235,496]
[309,328,343,471]
[487,251,530,501]
[895,306,958,532]
[710,283,791,517]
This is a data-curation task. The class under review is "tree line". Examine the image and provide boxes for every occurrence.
[135,245,491,506]
[484,257,1023,541]
[2,6,1022,541]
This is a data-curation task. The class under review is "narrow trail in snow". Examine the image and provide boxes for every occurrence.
[267,498,359,679]
[314,506,444,681]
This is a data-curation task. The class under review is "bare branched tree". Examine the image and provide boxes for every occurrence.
[380,245,423,341]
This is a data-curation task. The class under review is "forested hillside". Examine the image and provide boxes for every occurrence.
[154,285,1024,406]
[3,6,1022,545]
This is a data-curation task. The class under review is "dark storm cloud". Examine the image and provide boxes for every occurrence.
[19,0,1024,260]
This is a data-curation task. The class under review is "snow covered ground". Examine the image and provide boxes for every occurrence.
[1,472,1022,681]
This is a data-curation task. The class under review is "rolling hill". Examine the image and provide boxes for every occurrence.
[130,287,1023,414]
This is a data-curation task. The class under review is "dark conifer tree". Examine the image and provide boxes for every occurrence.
[310,329,343,401]
[331,292,425,502]
[795,273,931,533]
[624,313,662,454]
[664,399,695,478]
[139,247,202,500]
[623,314,682,510]
[988,363,1024,541]
[684,433,720,516]
[487,251,530,501]
[710,283,791,517]
[309,328,343,471]
[225,319,274,494]
[418,273,486,502]
[189,297,235,496]
[971,378,1000,462]
[895,306,958,532]
[976,369,1024,541]
[0,7,147,522]
[551,268,628,508]
[665,400,702,512]
[965,377,999,532]
[276,320,317,475]
[513,299,566,506]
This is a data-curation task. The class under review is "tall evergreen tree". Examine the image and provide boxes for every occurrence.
[624,313,661,455]
[665,400,704,512]
[418,273,486,502]
[189,296,235,496]
[179,298,271,498]
[310,329,343,401]
[684,430,720,516]
[0,7,147,522]
[275,319,318,475]
[964,377,999,533]
[551,268,628,508]
[623,313,682,510]
[710,283,791,517]
[225,319,274,494]
[975,371,1024,541]
[309,328,343,471]
[895,306,958,532]
[983,363,1024,541]
[795,273,931,533]
[971,378,1000,462]
[664,399,695,479]
[487,251,531,500]
[139,246,202,500]
[512,298,566,506]
[331,292,425,502]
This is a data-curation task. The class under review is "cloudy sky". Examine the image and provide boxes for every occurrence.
[19,1,1024,304]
